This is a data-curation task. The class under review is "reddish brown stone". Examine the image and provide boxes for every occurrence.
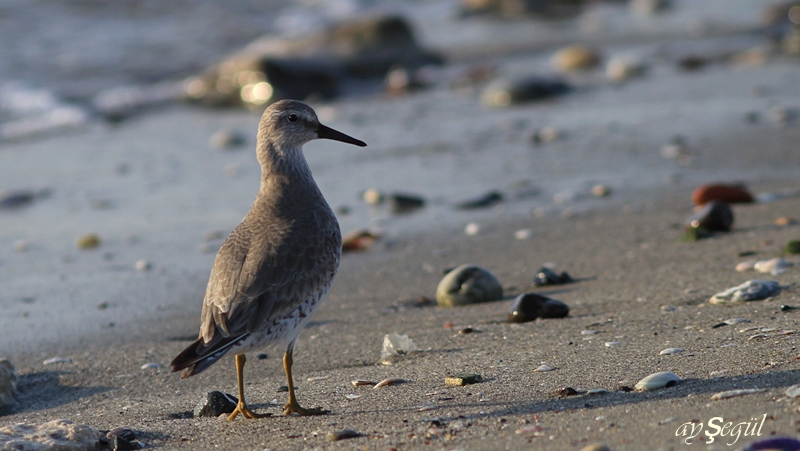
[692,184,753,206]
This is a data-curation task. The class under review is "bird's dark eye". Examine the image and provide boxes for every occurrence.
[287,113,298,123]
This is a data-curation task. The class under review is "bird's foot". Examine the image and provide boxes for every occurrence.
[227,401,272,421]
[283,400,328,416]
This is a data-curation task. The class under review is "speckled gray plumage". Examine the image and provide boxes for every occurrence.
[172,100,363,379]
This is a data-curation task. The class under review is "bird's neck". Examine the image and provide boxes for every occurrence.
[253,140,324,212]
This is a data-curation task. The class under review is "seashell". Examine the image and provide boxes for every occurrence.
[552,45,601,72]
[725,318,750,325]
[508,292,569,323]
[514,229,534,240]
[710,369,728,378]
[634,371,681,391]
[515,425,544,437]
[43,357,71,365]
[659,348,683,355]
[709,280,781,304]
[710,388,767,400]
[692,183,753,206]
[351,379,375,387]
[754,258,793,275]
[687,200,733,232]
[581,330,597,335]
[605,341,620,347]
[587,388,610,395]
[534,365,553,372]
[748,334,769,341]
[739,326,760,333]
[579,444,611,451]
[374,378,410,389]
[736,260,757,272]
[306,376,328,382]
[345,394,361,399]
[786,384,800,398]
[140,363,160,370]
[326,429,361,442]
[435,264,503,307]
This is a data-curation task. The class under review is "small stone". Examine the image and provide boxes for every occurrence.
[660,137,688,160]
[508,292,569,323]
[388,193,425,213]
[692,183,754,206]
[710,388,767,400]
[75,233,101,250]
[532,267,573,286]
[351,379,375,387]
[786,384,800,398]
[106,427,137,443]
[687,200,733,232]
[464,222,481,236]
[455,191,503,209]
[579,443,611,451]
[514,229,534,240]
[362,188,384,205]
[256,353,268,360]
[0,419,103,450]
[458,327,474,334]
[111,435,141,451]
[605,341,620,347]
[530,126,562,145]
[0,359,18,410]
[481,76,570,107]
[534,365,552,372]
[134,259,152,271]
[43,357,71,365]
[193,391,238,418]
[0,189,36,209]
[210,128,246,149]
[326,429,361,442]
[659,348,683,355]
[775,217,797,226]
[341,229,379,252]
[709,280,782,304]
[557,386,578,397]
[606,56,647,82]
[435,264,503,307]
[276,385,288,392]
[587,388,610,395]
[591,184,611,197]
[12,239,28,252]
[736,260,757,272]
[445,374,483,386]
[635,371,681,391]
[784,240,800,255]
[754,258,793,275]
[140,363,160,370]
[781,305,798,312]
[552,45,601,72]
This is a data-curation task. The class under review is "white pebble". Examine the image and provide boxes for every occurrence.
[605,341,620,347]
[140,363,160,369]
[362,188,384,205]
[581,330,597,335]
[785,384,800,398]
[659,348,683,355]
[345,394,361,399]
[514,229,534,240]
[135,259,152,271]
[735,260,756,272]
[464,222,480,236]
[534,365,553,372]
[754,258,793,275]
[635,371,681,391]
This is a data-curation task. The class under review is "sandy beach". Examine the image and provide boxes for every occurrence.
[2,1,800,450]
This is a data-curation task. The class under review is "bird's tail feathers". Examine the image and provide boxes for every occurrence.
[170,335,245,379]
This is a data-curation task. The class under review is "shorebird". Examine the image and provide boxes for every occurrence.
[171,99,366,420]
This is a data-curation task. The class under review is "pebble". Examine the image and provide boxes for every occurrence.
[435,264,503,307]
[341,229,379,252]
[0,419,103,450]
[464,222,481,236]
[326,429,362,442]
[606,56,646,82]
[659,348,683,355]
[579,444,611,451]
[784,239,800,254]
[75,233,101,250]
[0,359,18,410]
[374,378,410,388]
[388,193,425,214]
[591,184,611,197]
[709,280,782,304]
[455,191,503,209]
[754,258,793,275]
[587,388,610,395]
[776,217,798,226]
[552,45,601,72]
[134,259,152,271]
[514,229,534,240]
[634,371,681,391]
[557,387,578,397]
[43,356,71,365]
[362,188,384,205]
[710,388,767,400]
[210,128,246,149]
[140,363,160,370]
[534,365,553,372]
[193,391,238,418]
[12,239,28,252]
[508,292,570,323]
[687,200,733,232]
[532,266,573,286]
[692,183,753,206]
[481,76,570,107]
[530,126,562,145]
[0,189,36,209]
[581,330,597,335]
[351,379,375,387]
[605,341,620,347]
[785,384,800,398]
[458,327,474,334]
[659,136,688,160]
[736,260,757,272]
[445,374,483,386]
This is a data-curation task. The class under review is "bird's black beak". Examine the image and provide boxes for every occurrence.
[316,123,367,147]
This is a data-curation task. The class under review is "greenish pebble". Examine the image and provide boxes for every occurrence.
[784,239,800,255]
[445,374,483,386]
[75,233,101,249]
[681,226,712,242]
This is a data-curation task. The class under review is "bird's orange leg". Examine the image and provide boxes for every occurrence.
[282,347,328,416]
[227,354,271,421]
